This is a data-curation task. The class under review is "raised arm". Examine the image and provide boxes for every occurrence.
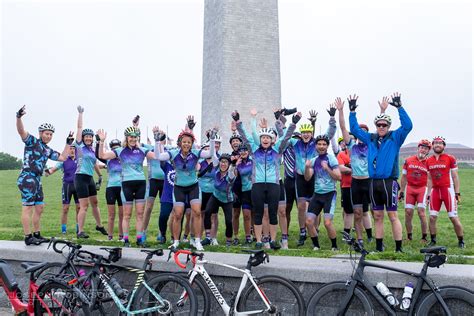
[308,109,318,133]
[348,95,370,144]
[234,111,258,152]
[96,129,118,160]
[16,105,28,140]
[76,106,84,143]
[276,113,300,153]
[335,97,351,144]
[57,132,75,162]
[330,136,339,155]
[325,104,337,140]
[152,127,171,161]
[95,139,108,163]
[389,93,413,145]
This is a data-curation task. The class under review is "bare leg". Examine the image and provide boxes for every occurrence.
[21,206,34,235]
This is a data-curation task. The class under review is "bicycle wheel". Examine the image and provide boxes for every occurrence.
[306,281,373,316]
[131,273,198,315]
[177,272,212,316]
[415,286,474,316]
[237,275,305,316]
[34,280,90,315]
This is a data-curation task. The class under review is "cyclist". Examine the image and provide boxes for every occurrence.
[157,159,176,244]
[74,106,107,239]
[16,105,71,245]
[202,154,236,246]
[304,135,342,251]
[234,109,299,249]
[335,97,373,244]
[398,139,431,243]
[229,132,245,245]
[288,107,336,246]
[154,125,217,251]
[335,136,355,236]
[425,136,465,248]
[235,142,254,245]
[45,144,80,235]
[97,126,158,247]
[349,93,412,252]
[95,138,124,241]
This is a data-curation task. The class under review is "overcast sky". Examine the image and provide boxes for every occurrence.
[1,0,472,159]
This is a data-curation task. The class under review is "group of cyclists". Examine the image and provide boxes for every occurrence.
[15,92,465,252]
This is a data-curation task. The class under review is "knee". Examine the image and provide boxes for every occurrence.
[373,212,383,221]
[305,217,314,227]
[324,218,332,227]
[243,212,251,221]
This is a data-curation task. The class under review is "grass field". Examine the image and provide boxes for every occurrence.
[0,168,472,264]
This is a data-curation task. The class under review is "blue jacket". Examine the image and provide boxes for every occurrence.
[349,107,412,179]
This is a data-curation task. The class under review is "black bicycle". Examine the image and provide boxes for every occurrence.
[306,232,474,316]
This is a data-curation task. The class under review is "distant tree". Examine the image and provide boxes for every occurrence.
[0,152,22,170]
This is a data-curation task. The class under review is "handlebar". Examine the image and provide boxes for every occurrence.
[168,248,204,269]
[48,238,82,254]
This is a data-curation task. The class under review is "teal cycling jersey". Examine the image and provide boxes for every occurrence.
[75,141,97,176]
[236,158,253,191]
[310,153,339,194]
[213,168,235,203]
[143,144,165,180]
[168,148,202,187]
[113,146,150,182]
[107,158,122,187]
[198,159,216,193]
[347,139,369,177]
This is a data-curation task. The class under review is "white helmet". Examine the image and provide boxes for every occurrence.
[258,128,274,139]
[374,114,392,125]
[38,123,55,133]
[213,134,222,143]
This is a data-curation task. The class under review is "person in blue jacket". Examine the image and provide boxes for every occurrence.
[349,92,413,252]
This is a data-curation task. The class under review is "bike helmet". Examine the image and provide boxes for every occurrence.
[359,123,369,131]
[38,123,55,133]
[109,139,121,148]
[213,134,222,143]
[229,133,243,144]
[219,153,232,163]
[177,130,195,145]
[292,132,302,139]
[315,134,330,145]
[124,126,140,137]
[82,128,94,137]
[337,136,345,144]
[257,128,274,139]
[432,136,446,146]
[374,114,392,126]
[238,143,249,152]
[418,139,432,149]
[201,141,210,149]
[299,123,314,133]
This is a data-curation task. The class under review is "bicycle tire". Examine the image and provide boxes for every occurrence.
[131,273,198,315]
[306,281,373,316]
[34,280,91,315]
[414,286,474,316]
[237,275,305,316]
[177,272,212,316]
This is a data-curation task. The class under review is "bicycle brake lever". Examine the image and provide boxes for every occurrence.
[167,250,172,262]
[186,254,191,264]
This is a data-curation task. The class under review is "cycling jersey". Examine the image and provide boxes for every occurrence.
[113,146,150,182]
[310,153,339,194]
[402,155,428,187]
[198,159,216,193]
[213,168,236,203]
[20,134,60,176]
[346,139,369,177]
[55,156,77,184]
[168,148,202,187]
[75,141,97,176]
[337,150,352,188]
[236,158,253,192]
[143,144,165,180]
[160,161,175,204]
[425,154,457,188]
[106,158,122,188]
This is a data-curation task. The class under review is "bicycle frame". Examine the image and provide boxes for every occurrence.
[338,252,451,316]
[183,257,272,316]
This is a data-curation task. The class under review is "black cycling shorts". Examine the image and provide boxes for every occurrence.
[121,180,146,203]
[279,179,286,203]
[74,174,97,199]
[341,187,353,214]
[370,179,399,211]
[241,190,252,210]
[295,173,314,201]
[62,182,79,205]
[284,176,296,207]
[106,186,123,206]
[351,178,370,213]
[147,179,164,199]
[232,188,243,209]
[308,191,337,219]
[173,183,201,206]
[201,192,213,211]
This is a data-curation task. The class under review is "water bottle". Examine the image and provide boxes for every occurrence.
[400,282,414,310]
[77,269,90,287]
[376,282,399,306]
[109,277,126,299]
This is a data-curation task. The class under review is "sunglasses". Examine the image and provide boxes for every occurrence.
[376,123,389,128]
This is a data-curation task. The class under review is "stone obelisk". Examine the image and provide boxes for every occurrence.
[201,0,281,149]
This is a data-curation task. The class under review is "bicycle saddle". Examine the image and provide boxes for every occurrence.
[0,260,18,291]
[20,261,49,273]
[420,246,447,255]
[141,249,164,257]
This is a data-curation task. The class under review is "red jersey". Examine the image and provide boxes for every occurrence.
[402,155,428,187]
[425,154,457,188]
[337,150,352,188]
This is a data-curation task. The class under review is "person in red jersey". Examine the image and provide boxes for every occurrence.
[398,139,430,243]
[425,136,464,248]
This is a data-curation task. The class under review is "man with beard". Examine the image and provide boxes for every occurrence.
[398,139,431,243]
[425,136,464,248]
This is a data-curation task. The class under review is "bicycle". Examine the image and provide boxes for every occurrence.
[306,231,474,315]
[37,239,198,315]
[170,248,306,315]
[0,259,89,315]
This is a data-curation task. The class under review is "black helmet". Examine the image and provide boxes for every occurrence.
[229,133,243,144]
[109,139,121,148]
[219,153,232,163]
[315,134,330,145]
[82,128,94,137]
[238,143,249,152]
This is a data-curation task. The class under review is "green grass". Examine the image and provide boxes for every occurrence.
[0,168,473,264]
